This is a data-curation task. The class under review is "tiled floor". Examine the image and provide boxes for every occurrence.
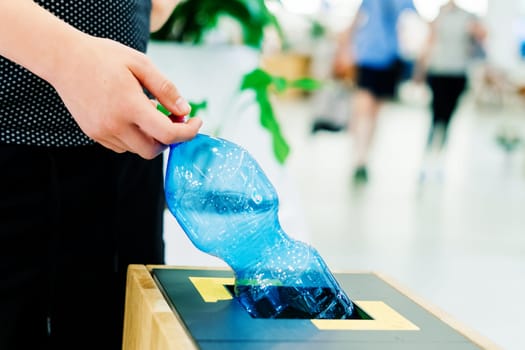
[164,90,525,350]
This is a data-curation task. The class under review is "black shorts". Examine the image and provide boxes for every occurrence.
[356,60,403,99]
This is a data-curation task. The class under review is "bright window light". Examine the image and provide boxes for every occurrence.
[280,0,323,15]
[414,0,487,21]
[413,0,446,21]
[455,0,488,16]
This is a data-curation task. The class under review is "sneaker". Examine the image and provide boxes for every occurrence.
[353,166,368,184]
[311,119,345,134]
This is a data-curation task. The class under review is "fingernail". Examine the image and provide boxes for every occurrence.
[175,97,191,115]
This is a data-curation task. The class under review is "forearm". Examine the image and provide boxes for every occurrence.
[0,0,86,85]
[414,23,436,75]
[150,0,180,32]
[335,10,361,58]
[469,21,487,43]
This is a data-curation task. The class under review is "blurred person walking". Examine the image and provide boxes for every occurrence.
[414,0,487,182]
[333,0,417,184]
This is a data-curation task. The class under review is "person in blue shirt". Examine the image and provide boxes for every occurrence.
[334,0,416,184]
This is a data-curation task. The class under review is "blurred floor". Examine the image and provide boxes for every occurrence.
[164,91,525,350]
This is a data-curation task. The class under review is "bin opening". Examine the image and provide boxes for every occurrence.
[225,284,372,320]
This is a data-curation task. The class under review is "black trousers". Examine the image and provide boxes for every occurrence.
[0,143,165,350]
[427,74,467,147]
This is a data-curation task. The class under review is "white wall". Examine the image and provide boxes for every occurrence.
[485,0,525,81]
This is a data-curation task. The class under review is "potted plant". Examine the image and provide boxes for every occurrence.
[151,0,282,48]
[148,0,319,164]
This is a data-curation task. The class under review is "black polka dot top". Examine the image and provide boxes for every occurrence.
[0,0,152,147]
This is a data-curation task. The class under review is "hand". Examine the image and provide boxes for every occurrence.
[50,35,202,159]
[332,48,354,80]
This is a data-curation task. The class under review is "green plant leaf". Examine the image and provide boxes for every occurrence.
[241,69,290,164]
[150,0,285,49]
[156,101,207,118]
[189,100,208,117]
[240,67,322,164]
[289,78,324,91]
[241,68,272,90]
[271,76,288,93]
[254,90,290,164]
[156,103,171,116]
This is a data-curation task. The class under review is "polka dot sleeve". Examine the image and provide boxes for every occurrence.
[0,0,152,147]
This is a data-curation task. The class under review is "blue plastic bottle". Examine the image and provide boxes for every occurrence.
[165,133,356,319]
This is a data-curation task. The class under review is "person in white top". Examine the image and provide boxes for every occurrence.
[414,0,486,181]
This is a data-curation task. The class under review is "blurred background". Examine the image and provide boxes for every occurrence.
[151,1,525,349]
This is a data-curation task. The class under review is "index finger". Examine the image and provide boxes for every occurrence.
[135,98,203,145]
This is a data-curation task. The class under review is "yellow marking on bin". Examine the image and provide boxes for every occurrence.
[189,276,419,331]
[312,301,419,331]
[189,277,234,302]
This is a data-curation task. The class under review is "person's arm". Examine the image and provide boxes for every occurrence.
[332,10,362,79]
[412,20,436,83]
[0,1,202,159]
[150,0,180,32]
[468,17,487,45]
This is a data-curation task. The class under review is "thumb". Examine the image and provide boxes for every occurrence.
[132,57,191,116]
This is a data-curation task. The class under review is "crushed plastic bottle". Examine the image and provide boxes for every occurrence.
[165,133,357,319]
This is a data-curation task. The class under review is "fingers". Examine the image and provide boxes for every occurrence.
[171,116,203,142]
[131,58,191,117]
[95,127,156,157]
[97,139,128,154]
[136,98,203,144]
[118,54,203,156]
[134,97,202,145]
[119,125,166,159]
[96,92,201,158]
[98,113,167,159]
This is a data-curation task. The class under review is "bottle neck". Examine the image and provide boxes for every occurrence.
[224,223,288,270]
[230,232,334,288]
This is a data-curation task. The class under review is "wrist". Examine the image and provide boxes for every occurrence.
[0,1,89,86]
